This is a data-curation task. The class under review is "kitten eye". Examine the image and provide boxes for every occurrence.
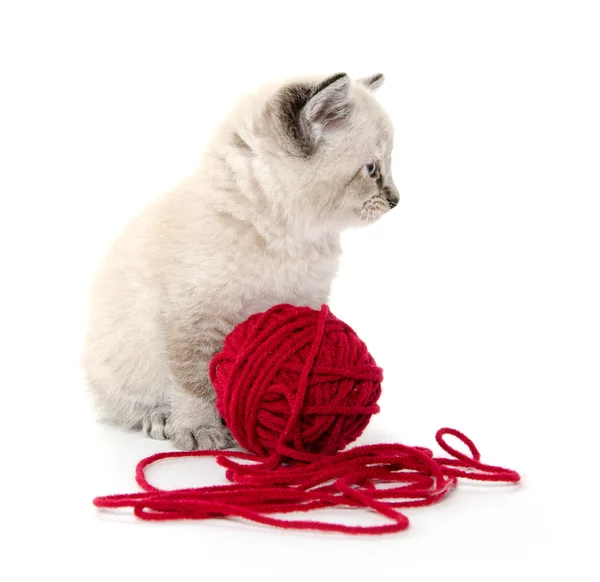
[365,162,378,177]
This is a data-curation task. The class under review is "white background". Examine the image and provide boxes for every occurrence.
[1,1,599,580]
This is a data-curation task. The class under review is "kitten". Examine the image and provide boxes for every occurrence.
[83,72,399,451]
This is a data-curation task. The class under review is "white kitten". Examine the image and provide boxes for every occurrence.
[83,72,399,450]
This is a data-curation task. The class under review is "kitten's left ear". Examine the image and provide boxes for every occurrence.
[302,73,351,136]
[276,72,351,155]
[358,73,385,91]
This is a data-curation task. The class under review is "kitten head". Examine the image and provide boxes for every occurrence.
[257,72,399,230]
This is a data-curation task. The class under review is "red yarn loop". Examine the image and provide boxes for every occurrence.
[436,427,481,462]
[94,304,520,534]
[434,428,521,483]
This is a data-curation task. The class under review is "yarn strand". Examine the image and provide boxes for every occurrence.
[93,428,520,534]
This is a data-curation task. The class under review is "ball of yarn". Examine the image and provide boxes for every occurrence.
[210,304,383,460]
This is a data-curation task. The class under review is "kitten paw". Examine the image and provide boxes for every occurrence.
[167,425,236,451]
[142,406,170,440]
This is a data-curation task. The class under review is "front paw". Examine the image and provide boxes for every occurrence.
[142,406,171,440]
[166,424,236,451]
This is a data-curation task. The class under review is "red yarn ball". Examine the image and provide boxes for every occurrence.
[210,304,383,461]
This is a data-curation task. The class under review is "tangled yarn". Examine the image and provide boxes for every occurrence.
[93,304,520,534]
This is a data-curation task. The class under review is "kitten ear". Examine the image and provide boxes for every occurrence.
[301,73,351,136]
[358,73,385,91]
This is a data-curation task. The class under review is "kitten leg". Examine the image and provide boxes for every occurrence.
[141,405,171,440]
[166,391,235,450]
[163,312,236,451]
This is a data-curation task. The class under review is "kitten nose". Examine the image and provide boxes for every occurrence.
[386,184,400,209]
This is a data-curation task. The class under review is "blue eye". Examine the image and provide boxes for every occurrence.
[365,162,378,177]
